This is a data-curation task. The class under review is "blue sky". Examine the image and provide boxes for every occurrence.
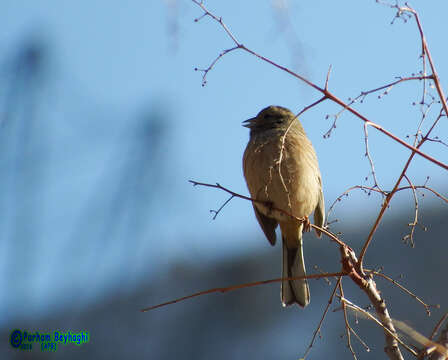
[1,0,447,325]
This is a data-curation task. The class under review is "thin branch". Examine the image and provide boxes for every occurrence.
[295,96,328,118]
[325,64,332,90]
[324,75,431,139]
[408,6,448,121]
[313,264,332,286]
[430,312,448,341]
[429,317,448,360]
[402,174,420,247]
[192,0,240,44]
[278,111,301,211]
[303,276,342,359]
[350,327,371,354]
[191,0,448,171]
[191,179,407,359]
[342,297,417,357]
[326,183,447,227]
[339,280,360,359]
[359,107,445,267]
[192,2,448,273]
[194,46,240,86]
[141,271,347,312]
[401,175,430,247]
[361,75,432,99]
[326,185,385,223]
[428,314,448,360]
[190,4,447,360]
[210,195,234,219]
[189,180,348,248]
[412,94,436,148]
[370,270,433,315]
[426,136,448,148]
[391,319,448,360]
[363,121,383,191]
[340,246,405,359]
[399,185,447,203]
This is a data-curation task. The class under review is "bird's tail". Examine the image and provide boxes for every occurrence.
[281,237,310,307]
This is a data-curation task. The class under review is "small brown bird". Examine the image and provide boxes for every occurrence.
[242,105,325,307]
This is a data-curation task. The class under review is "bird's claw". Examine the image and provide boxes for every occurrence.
[302,216,311,232]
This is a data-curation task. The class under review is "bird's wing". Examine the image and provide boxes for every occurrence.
[252,203,277,246]
[313,177,325,238]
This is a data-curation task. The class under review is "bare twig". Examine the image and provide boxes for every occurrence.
[189,180,348,246]
[350,327,371,354]
[429,313,448,360]
[191,0,448,171]
[190,179,407,359]
[339,281,359,359]
[325,65,332,90]
[407,6,448,120]
[192,1,448,274]
[340,246,405,359]
[313,265,332,286]
[190,3,447,360]
[342,297,417,357]
[426,136,448,148]
[324,75,431,138]
[359,0,448,269]
[402,174,420,247]
[390,319,448,360]
[141,271,347,312]
[303,276,342,359]
[194,46,240,86]
[369,270,433,315]
[431,313,448,341]
[295,96,327,118]
[210,195,234,220]
[326,183,447,226]
[363,121,383,191]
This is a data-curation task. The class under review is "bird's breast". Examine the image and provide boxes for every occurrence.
[243,129,321,222]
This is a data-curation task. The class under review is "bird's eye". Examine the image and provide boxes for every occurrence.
[262,112,283,124]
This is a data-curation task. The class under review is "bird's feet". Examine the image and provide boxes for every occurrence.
[302,216,311,232]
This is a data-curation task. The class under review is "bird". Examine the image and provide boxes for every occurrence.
[242,105,325,307]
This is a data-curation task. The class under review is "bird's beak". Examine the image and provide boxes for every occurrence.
[242,117,256,128]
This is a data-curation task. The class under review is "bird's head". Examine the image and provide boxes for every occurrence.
[243,106,296,134]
